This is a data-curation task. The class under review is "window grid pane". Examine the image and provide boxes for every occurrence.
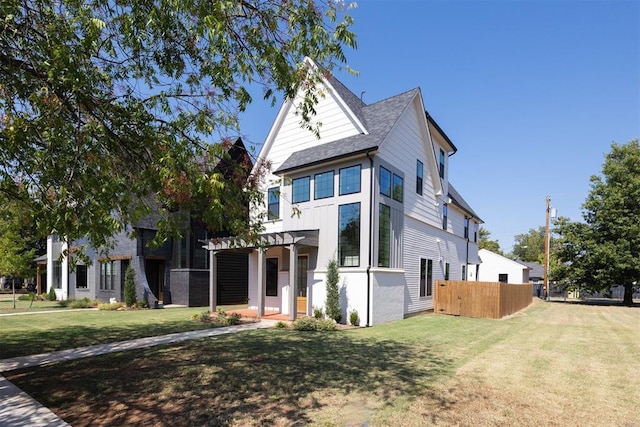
[439,149,445,179]
[267,187,279,220]
[339,165,361,195]
[338,203,361,267]
[427,260,433,296]
[378,204,391,267]
[416,160,423,195]
[392,174,403,202]
[292,176,310,203]
[420,258,426,297]
[380,167,391,197]
[314,171,334,199]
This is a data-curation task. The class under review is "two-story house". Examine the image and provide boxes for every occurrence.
[204,59,482,325]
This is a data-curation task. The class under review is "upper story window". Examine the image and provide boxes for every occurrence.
[339,165,361,195]
[439,149,445,179]
[464,217,469,239]
[474,222,479,242]
[267,187,279,220]
[393,173,403,202]
[292,176,310,203]
[380,167,391,197]
[338,202,361,267]
[314,170,334,199]
[442,203,448,230]
[416,160,423,195]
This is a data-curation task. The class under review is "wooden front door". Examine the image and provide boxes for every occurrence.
[296,256,308,315]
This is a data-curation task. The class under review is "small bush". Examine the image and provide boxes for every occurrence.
[293,317,337,331]
[313,306,324,319]
[47,287,57,301]
[135,300,149,309]
[349,309,360,326]
[275,321,289,329]
[18,293,34,301]
[193,311,211,322]
[225,312,242,325]
[123,265,137,307]
[98,302,125,311]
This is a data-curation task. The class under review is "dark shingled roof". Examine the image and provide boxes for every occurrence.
[448,183,482,222]
[275,86,420,174]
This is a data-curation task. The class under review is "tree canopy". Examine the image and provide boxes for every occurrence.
[512,226,545,263]
[556,140,640,305]
[0,0,357,253]
[478,226,502,255]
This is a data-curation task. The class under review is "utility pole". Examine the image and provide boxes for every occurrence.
[543,196,551,300]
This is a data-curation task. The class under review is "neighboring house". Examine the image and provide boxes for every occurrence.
[520,260,544,296]
[46,139,251,307]
[478,249,530,284]
[204,59,483,326]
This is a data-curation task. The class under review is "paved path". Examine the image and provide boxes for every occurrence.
[0,320,277,427]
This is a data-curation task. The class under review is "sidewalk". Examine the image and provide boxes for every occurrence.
[0,320,277,426]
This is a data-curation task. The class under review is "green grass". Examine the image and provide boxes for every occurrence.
[0,305,244,359]
[4,300,640,426]
[0,298,63,313]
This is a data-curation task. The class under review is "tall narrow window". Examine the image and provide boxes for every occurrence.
[100,261,114,290]
[427,259,433,296]
[439,149,445,179]
[53,261,62,289]
[266,258,278,296]
[338,203,361,267]
[464,217,469,239]
[416,160,423,195]
[314,171,334,199]
[420,258,426,297]
[462,265,467,281]
[445,262,450,280]
[380,167,391,197]
[292,176,310,203]
[339,165,361,195]
[442,203,448,230]
[267,187,279,220]
[474,222,479,242]
[76,265,88,289]
[378,204,391,267]
[392,173,403,202]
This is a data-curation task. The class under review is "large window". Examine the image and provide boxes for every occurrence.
[314,171,334,199]
[416,160,423,195]
[292,176,310,203]
[439,149,445,179]
[338,203,361,267]
[266,258,278,296]
[378,204,391,267]
[380,166,391,197]
[392,173,403,202]
[339,165,361,195]
[100,261,115,290]
[267,187,279,220]
[76,265,88,289]
[442,203,448,230]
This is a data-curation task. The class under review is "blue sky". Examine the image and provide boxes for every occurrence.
[237,0,640,252]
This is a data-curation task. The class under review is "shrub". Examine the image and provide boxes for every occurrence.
[136,300,149,309]
[313,306,324,319]
[325,258,342,323]
[47,286,56,301]
[225,312,242,325]
[195,311,212,322]
[123,265,137,307]
[275,321,289,329]
[98,302,125,310]
[293,317,337,331]
[349,309,360,326]
[18,293,33,301]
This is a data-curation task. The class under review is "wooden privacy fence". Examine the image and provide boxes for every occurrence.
[434,281,533,319]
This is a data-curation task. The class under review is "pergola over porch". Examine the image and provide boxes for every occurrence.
[201,230,319,320]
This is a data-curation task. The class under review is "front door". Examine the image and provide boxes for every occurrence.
[296,256,308,315]
[145,259,165,303]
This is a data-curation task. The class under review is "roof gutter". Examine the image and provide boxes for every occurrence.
[366,150,375,327]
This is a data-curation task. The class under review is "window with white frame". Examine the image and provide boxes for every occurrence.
[416,160,423,195]
[267,187,279,220]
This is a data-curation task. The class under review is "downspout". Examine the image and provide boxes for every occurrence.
[366,151,375,327]
[465,218,469,280]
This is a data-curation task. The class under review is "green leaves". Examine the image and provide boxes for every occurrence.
[0,0,357,251]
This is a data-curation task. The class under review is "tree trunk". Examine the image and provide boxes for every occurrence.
[622,284,634,306]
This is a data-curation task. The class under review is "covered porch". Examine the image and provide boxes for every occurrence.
[202,230,319,320]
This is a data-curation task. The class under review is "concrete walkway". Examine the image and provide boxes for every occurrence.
[0,320,277,426]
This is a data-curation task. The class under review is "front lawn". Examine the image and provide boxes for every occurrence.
[5,300,639,426]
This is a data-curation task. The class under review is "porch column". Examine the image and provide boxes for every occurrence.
[209,251,217,313]
[289,243,298,320]
[257,249,266,318]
